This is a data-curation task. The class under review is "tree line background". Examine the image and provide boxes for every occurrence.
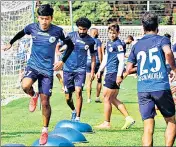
[36,1,176,26]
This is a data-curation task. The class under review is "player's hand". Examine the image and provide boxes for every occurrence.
[96,72,101,79]
[2,43,12,51]
[116,76,123,86]
[122,72,128,79]
[90,72,95,81]
[53,61,64,71]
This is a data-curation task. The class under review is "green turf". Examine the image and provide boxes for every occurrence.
[1,76,176,146]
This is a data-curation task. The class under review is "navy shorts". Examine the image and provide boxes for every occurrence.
[23,66,53,96]
[86,62,100,74]
[63,71,86,93]
[104,72,120,89]
[138,90,175,120]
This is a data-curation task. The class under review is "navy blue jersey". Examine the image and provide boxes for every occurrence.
[128,34,171,92]
[172,43,176,52]
[87,38,102,63]
[24,23,65,77]
[63,31,95,72]
[106,39,124,73]
[121,40,126,54]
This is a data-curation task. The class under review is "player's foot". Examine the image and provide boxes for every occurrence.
[121,116,135,130]
[95,98,102,103]
[95,121,111,129]
[39,131,48,145]
[87,98,92,103]
[29,92,39,112]
[71,111,76,121]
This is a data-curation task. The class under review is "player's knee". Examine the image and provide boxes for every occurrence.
[104,96,111,103]
[21,83,31,93]
[75,88,82,97]
[41,98,50,108]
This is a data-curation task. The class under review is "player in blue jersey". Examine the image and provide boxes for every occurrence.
[126,12,176,146]
[2,4,74,145]
[57,17,96,122]
[95,23,135,129]
[86,28,103,103]
[121,35,134,56]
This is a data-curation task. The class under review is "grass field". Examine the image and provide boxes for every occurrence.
[1,76,176,146]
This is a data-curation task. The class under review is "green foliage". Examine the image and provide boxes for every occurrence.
[172,13,176,25]
[72,1,112,25]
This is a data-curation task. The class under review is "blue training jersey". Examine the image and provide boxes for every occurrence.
[87,38,102,63]
[128,34,171,92]
[121,40,126,54]
[105,38,124,73]
[172,43,176,52]
[24,23,65,77]
[63,31,95,72]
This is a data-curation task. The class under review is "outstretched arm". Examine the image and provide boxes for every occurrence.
[2,29,25,51]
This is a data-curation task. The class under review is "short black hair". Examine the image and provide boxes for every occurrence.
[164,33,171,39]
[76,17,91,29]
[142,12,158,32]
[37,4,54,16]
[108,23,120,33]
[127,35,134,41]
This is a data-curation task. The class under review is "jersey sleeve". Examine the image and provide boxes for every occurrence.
[97,39,102,48]
[89,40,96,56]
[24,24,32,35]
[161,37,171,49]
[58,29,66,41]
[127,45,137,64]
[172,43,176,52]
[116,42,125,54]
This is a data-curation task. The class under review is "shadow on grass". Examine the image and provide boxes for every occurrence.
[1,131,40,138]
[93,127,166,133]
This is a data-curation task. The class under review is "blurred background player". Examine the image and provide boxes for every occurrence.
[86,28,103,103]
[95,23,135,129]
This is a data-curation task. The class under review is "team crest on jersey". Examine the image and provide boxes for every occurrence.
[109,47,113,52]
[49,36,56,43]
[85,45,89,50]
[118,45,123,52]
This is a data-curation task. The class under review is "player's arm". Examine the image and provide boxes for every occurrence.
[3,29,25,51]
[162,37,176,72]
[90,43,96,81]
[97,41,103,63]
[126,46,137,77]
[116,53,125,85]
[163,45,176,72]
[53,35,74,71]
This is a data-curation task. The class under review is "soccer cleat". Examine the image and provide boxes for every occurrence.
[39,131,48,145]
[121,116,135,130]
[29,93,39,112]
[87,98,92,103]
[95,122,111,129]
[71,111,76,121]
[95,98,102,103]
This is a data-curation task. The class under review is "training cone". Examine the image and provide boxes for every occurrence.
[50,127,88,143]
[55,120,93,134]
[32,135,74,146]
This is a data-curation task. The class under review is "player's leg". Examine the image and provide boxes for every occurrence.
[111,90,135,130]
[138,92,156,146]
[38,75,53,145]
[21,66,38,112]
[86,62,92,103]
[95,63,102,103]
[56,71,64,92]
[95,87,112,129]
[153,90,176,146]
[74,71,86,121]
[63,71,76,120]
